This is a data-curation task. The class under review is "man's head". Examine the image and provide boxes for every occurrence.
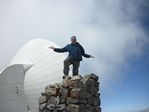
[71,36,77,43]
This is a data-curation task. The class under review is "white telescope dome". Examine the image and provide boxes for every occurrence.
[0,39,66,112]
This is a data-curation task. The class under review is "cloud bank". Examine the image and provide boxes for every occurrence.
[0,0,148,89]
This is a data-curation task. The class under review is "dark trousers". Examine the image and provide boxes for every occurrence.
[63,57,80,76]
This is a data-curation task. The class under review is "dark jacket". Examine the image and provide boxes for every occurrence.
[54,42,91,61]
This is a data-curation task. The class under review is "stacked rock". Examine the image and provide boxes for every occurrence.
[38,73,101,112]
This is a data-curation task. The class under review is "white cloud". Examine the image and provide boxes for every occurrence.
[0,0,148,90]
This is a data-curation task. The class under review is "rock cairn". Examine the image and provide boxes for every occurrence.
[38,73,101,112]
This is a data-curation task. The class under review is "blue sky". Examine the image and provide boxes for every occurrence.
[101,2,149,111]
[102,46,149,112]
[0,0,149,112]
[102,6,149,111]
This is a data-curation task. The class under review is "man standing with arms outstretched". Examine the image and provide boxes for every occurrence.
[49,36,94,77]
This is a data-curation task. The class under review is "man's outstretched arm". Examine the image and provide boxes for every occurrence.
[80,45,95,58]
[49,46,67,53]
[82,52,95,58]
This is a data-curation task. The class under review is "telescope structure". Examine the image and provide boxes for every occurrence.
[0,39,66,112]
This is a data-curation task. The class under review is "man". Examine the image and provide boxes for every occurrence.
[49,36,94,76]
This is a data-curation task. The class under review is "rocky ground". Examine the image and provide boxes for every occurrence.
[38,73,101,112]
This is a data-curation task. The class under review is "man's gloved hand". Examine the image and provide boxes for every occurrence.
[49,46,55,49]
